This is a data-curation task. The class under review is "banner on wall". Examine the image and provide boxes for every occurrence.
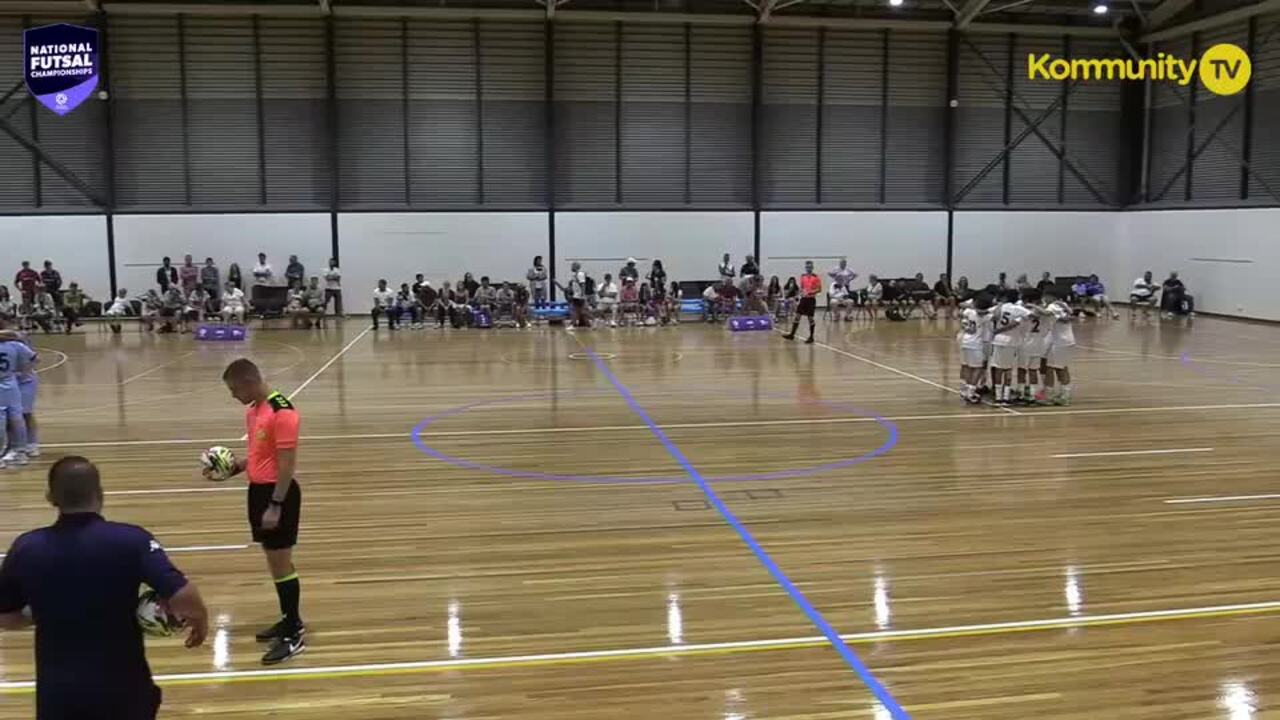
[23,23,99,116]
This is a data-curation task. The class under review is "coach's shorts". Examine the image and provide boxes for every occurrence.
[797,296,817,317]
[1045,344,1073,370]
[248,481,302,550]
[961,347,985,368]
[19,378,37,413]
[989,344,1018,370]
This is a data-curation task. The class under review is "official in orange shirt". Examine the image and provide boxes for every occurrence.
[784,260,821,344]
[211,358,306,666]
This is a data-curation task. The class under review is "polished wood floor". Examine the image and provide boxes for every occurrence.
[2,312,1280,719]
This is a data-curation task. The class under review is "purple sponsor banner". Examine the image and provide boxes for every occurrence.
[23,23,99,116]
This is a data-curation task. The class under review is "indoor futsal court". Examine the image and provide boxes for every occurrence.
[3,0,1280,716]
[3,315,1280,719]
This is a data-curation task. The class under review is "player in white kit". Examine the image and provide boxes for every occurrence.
[1016,289,1052,404]
[988,290,1030,405]
[1042,288,1076,405]
[956,296,990,404]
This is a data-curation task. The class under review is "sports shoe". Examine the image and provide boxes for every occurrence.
[261,634,306,665]
[1,452,27,467]
[255,618,307,643]
[782,333,795,341]
[24,445,39,458]
[804,337,815,344]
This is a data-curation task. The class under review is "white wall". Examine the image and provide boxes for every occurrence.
[0,215,110,302]
[338,213,547,313]
[1121,209,1280,321]
[760,211,947,285]
[113,213,332,297]
[555,212,754,285]
[952,211,1125,294]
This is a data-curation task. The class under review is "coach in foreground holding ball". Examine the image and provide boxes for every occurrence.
[0,456,209,720]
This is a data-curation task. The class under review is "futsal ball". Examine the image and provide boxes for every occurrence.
[200,446,236,481]
[136,588,183,638]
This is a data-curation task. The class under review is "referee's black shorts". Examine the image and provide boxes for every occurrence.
[797,296,817,317]
[247,481,302,550]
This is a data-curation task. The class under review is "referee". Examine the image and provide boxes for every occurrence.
[214,358,306,665]
[0,456,209,720]
[783,260,821,344]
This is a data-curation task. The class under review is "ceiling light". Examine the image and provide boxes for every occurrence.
[889,0,904,7]
[1092,3,1108,13]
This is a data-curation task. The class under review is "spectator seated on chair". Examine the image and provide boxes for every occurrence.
[286,286,310,328]
[139,290,162,332]
[666,281,683,325]
[1161,271,1194,318]
[220,282,248,326]
[472,277,497,318]
[371,279,397,330]
[702,283,720,323]
[908,273,937,318]
[302,277,326,327]
[0,287,16,329]
[1074,274,1120,319]
[619,277,642,326]
[933,273,955,319]
[60,282,89,334]
[158,286,184,333]
[495,282,516,326]
[30,290,58,334]
[597,274,619,327]
[182,286,207,333]
[828,281,855,321]
[864,275,884,320]
[1129,270,1159,318]
[395,283,422,328]
[638,282,658,325]
[104,289,132,334]
[512,283,531,329]
[778,277,799,320]
[715,278,740,321]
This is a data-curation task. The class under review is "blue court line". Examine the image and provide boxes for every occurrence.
[580,346,911,719]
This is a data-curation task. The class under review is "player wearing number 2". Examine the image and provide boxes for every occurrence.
[1017,288,1052,404]
[214,358,306,665]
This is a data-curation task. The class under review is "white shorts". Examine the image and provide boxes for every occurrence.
[1020,344,1047,369]
[961,347,985,368]
[990,344,1018,370]
[1045,344,1073,369]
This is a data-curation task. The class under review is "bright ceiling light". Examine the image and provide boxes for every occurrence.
[1092,3,1108,13]
[889,0,904,7]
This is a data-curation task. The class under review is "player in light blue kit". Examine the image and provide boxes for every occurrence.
[0,336,34,470]
[10,333,40,457]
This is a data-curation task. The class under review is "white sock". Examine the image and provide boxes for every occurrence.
[1062,384,1074,400]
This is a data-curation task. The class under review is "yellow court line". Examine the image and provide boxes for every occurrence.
[4,599,1279,693]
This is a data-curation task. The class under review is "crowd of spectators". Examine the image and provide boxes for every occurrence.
[0,251,1198,335]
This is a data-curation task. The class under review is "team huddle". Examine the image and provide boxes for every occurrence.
[957,287,1076,406]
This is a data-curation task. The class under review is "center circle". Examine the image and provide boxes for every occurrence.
[410,390,898,485]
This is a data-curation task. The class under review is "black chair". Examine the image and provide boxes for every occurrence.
[251,285,289,319]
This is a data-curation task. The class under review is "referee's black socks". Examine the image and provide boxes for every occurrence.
[274,572,302,631]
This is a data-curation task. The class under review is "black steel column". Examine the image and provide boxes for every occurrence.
[751,23,762,262]
[23,17,42,209]
[545,20,556,301]
[1185,31,1199,202]
[1240,17,1257,200]
[943,29,959,278]
[474,19,485,205]
[178,14,191,205]
[1001,33,1014,206]
[684,22,691,206]
[815,27,825,205]
[325,15,339,262]
[100,12,118,296]
[252,15,267,206]
[879,28,889,205]
[614,21,623,205]
[401,18,411,205]
[1057,35,1069,204]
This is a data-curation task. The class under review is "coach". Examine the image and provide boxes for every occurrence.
[0,456,209,720]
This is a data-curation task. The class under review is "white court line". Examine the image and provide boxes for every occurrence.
[105,486,242,496]
[812,339,1023,416]
[1053,447,1215,459]
[0,543,246,560]
[33,348,68,375]
[36,401,1280,450]
[1164,493,1280,505]
[119,351,196,385]
[239,325,373,440]
[3,597,1279,690]
[1078,344,1280,368]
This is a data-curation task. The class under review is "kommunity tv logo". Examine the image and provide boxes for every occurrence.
[1027,43,1251,96]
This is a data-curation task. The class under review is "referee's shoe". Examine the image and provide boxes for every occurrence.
[259,623,306,665]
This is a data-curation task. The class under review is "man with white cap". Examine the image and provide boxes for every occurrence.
[619,258,639,284]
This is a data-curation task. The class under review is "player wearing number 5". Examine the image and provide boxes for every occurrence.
[215,358,306,665]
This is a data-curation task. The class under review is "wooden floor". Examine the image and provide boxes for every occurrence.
[3,312,1280,719]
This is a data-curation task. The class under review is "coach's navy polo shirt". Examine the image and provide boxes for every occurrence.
[0,512,187,713]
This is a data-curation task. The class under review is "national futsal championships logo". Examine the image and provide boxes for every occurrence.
[23,23,100,116]
[1027,42,1251,96]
